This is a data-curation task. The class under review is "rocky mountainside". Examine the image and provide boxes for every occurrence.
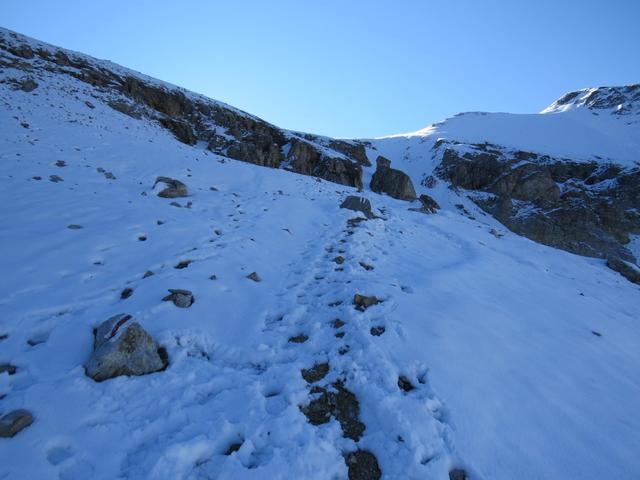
[1,27,640,480]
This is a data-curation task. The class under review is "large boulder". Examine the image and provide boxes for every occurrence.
[0,410,33,438]
[340,196,374,219]
[370,156,417,201]
[85,314,168,382]
[154,177,188,198]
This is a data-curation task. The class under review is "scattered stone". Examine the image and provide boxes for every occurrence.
[606,257,640,284]
[422,174,438,188]
[154,176,188,198]
[301,362,330,383]
[49,175,63,183]
[591,330,602,337]
[224,442,243,455]
[489,228,504,238]
[335,332,345,338]
[246,272,262,282]
[84,314,168,382]
[353,294,380,311]
[359,262,374,271]
[338,346,349,355]
[333,256,345,264]
[17,78,38,92]
[142,270,154,279]
[340,196,374,219]
[85,100,95,109]
[209,186,218,191]
[157,220,165,225]
[162,289,194,308]
[288,334,308,344]
[370,326,385,336]
[169,201,182,208]
[0,410,34,438]
[370,156,417,201]
[67,224,83,229]
[55,160,66,167]
[0,333,8,341]
[0,364,17,375]
[449,469,468,480]
[20,122,29,129]
[347,217,366,228]
[300,382,365,441]
[345,450,382,480]
[209,274,217,280]
[32,176,41,180]
[138,235,147,241]
[104,171,116,180]
[120,288,133,300]
[398,375,415,392]
[416,193,440,213]
[214,229,222,235]
[174,260,192,269]
[331,319,345,329]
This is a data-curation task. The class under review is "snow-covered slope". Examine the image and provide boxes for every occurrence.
[1,28,640,480]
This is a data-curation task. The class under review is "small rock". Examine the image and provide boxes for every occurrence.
[162,289,194,308]
[301,362,330,383]
[417,193,440,213]
[591,330,602,337]
[247,272,262,282]
[138,235,147,241]
[0,364,17,375]
[104,172,116,180]
[288,334,308,343]
[353,294,380,311]
[398,375,415,392]
[157,220,165,225]
[174,260,192,269]
[347,217,366,227]
[67,224,83,230]
[32,176,41,180]
[359,262,374,271]
[335,331,345,338]
[0,410,34,438]
[340,196,374,219]
[84,314,168,382]
[49,175,63,183]
[85,100,95,109]
[120,288,133,299]
[55,160,66,167]
[154,176,188,198]
[331,319,345,329]
[224,442,243,455]
[142,270,154,279]
[370,326,385,336]
[449,469,468,480]
[209,274,217,280]
[345,450,381,480]
[333,256,345,264]
[169,201,182,208]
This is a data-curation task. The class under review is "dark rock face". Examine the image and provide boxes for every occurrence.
[154,177,188,198]
[300,382,366,441]
[436,142,640,269]
[370,156,417,201]
[340,196,374,219]
[0,410,33,438]
[345,450,382,480]
[159,118,197,145]
[85,314,168,382]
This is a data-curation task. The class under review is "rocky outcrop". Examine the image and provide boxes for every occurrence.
[370,156,417,201]
[436,141,640,270]
[0,29,366,189]
[85,314,168,382]
[607,257,640,284]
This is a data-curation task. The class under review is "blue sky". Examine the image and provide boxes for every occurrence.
[4,0,639,138]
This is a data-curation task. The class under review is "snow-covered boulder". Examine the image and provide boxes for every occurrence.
[85,314,168,382]
[153,176,188,198]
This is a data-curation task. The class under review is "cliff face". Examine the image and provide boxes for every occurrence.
[0,28,368,189]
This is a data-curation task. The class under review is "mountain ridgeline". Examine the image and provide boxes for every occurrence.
[1,27,639,281]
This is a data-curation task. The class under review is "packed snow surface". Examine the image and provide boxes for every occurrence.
[1,29,640,480]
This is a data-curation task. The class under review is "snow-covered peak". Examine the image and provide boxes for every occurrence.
[542,84,640,115]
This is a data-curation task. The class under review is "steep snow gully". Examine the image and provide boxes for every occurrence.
[1,27,640,480]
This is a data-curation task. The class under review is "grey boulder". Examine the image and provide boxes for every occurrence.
[162,289,194,307]
[154,176,188,198]
[370,156,417,201]
[85,314,168,382]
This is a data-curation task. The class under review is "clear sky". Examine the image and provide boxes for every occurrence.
[4,0,640,138]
